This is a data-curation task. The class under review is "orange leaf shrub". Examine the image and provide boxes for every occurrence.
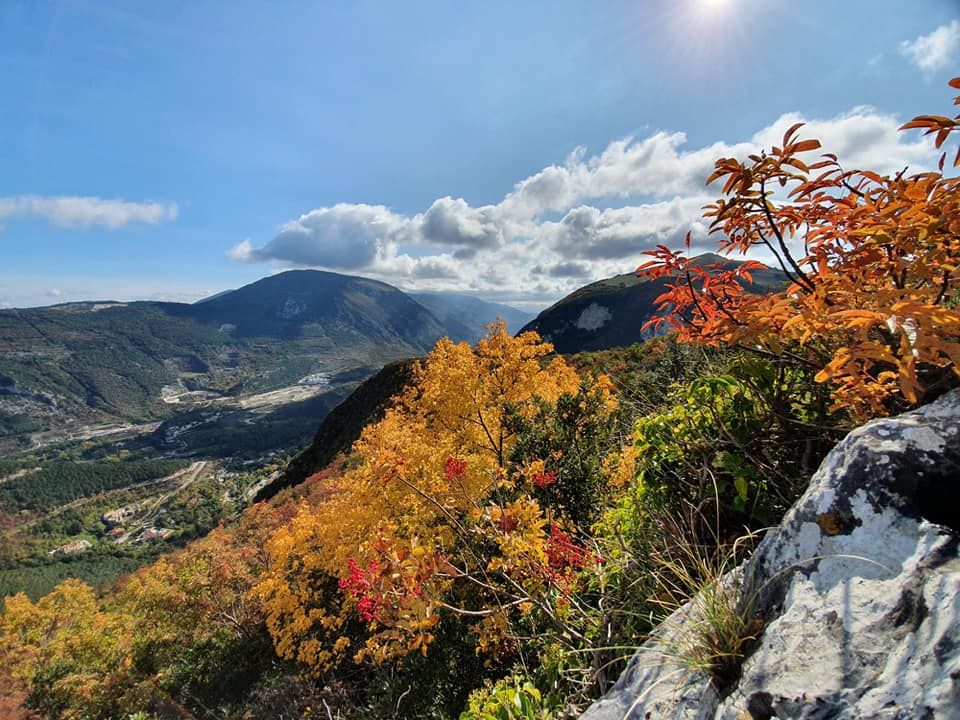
[639,79,960,418]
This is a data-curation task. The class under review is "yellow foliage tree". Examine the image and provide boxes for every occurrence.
[0,580,146,718]
[257,322,604,669]
[0,517,276,716]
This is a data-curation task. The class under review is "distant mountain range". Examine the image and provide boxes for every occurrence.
[0,270,530,446]
[410,292,533,340]
[520,253,787,354]
[0,258,783,452]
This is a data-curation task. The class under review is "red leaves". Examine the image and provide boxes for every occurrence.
[899,115,957,147]
[898,77,960,166]
[443,456,467,483]
[782,121,805,147]
[540,525,602,591]
[545,526,590,571]
[636,76,960,418]
[339,558,383,622]
[789,139,822,154]
[497,512,520,533]
[636,243,760,345]
[340,540,444,627]
[531,469,557,489]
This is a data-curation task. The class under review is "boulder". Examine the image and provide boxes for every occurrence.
[581,390,960,720]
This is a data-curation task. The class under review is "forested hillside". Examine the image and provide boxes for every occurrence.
[0,270,520,448]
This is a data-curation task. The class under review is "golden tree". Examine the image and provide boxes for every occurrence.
[257,323,613,669]
[0,581,145,717]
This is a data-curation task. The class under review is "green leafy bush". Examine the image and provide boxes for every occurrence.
[461,676,561,720]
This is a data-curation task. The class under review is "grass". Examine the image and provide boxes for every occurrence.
[642,504,764,688]
[640,505,889,691]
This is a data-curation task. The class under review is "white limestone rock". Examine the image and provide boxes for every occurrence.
[581,390,960,720]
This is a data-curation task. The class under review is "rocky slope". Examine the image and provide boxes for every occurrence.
[582,390,960,719]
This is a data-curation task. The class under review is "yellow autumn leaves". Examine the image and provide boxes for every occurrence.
[258,322,591,668]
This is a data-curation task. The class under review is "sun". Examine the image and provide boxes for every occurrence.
[695,0,734,21]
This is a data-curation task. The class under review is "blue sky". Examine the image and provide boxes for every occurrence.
[1,0,958,310]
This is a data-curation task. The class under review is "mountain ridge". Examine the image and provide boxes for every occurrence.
[0,271,445,444]
[521,254,787,353]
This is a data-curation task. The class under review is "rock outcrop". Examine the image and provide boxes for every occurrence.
[49,539,92,556]
[581,390,960,720]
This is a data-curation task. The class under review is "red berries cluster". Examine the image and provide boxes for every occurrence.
[545,526,590,571]
[532,469,558,488]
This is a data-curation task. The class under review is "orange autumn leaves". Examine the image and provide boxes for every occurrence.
[638,78,960,418]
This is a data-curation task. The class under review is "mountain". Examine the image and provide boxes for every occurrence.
[176,270,450,344]
[0,270,455,446]
[520,254,787,354]
[410,292,534,341]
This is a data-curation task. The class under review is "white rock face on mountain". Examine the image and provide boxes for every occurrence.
[574,303,612,331]
[581,390,960,720]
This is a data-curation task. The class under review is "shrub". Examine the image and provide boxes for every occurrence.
[638,78,960,419]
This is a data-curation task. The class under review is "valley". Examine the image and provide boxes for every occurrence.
[1,12,953,716]
[0,269,534,605]
[0,379,332,603]
[0,270,533,446]
[0,258,777,607]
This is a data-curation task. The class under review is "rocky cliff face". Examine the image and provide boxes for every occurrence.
[582,390,960,720]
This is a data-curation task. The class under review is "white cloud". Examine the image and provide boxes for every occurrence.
[496,133,740,222]
[751,107,933,174]
[900,20,960,72]
[229,104,938,305]
[0,195,178,230]
[229,203,406,269]
[409,254,462,280]
[419,197,504,249]
[226,239,256,262]
[541,198,714,261]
